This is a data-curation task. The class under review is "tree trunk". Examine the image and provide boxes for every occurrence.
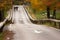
[47,6,50,19]
[0,10,3,22]
[0,10,2,21]
[0,10,5,22]
[53,9,56,19]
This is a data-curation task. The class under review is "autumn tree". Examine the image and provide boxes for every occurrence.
[41,0,57,18]
[0,0,13,22]
[25,0,60,19]
[50,0,60,19]
[29,0,44,13]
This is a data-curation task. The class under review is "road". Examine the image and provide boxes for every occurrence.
[7,5,60,40]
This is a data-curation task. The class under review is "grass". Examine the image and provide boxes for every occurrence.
[34,11,47,20]
[4,11,8,18]
[0,30,14,40]
[0,33,3,40]
[56,13,60,20]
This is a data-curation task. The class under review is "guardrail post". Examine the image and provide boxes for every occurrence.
[54,22,56,27]
[58,22,60,29]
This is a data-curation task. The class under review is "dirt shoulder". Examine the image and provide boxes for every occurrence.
[3,30,14,40]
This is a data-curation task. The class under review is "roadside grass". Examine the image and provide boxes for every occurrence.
[0,32,3,40]
[0,30,14,40]
[4,11,8,18]
[34,11,47,20]
[50,10,60,20]
[56,13,60,20]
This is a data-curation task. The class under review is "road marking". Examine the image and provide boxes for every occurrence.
[34,30,43,33]
[7,37,10,40]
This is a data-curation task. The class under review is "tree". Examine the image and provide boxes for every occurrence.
[28,0,45,13]
[0,0,13,22]
[42,0,57,18]
[51,0,60,19]
[26,0,60,19]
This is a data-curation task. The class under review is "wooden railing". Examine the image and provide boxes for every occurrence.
[0,10,12,32]
[24,5,60,29]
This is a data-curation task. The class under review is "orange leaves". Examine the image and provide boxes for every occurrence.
[0,0,13,10]
[56,2,60,9]
[0,1,5,9]
[56,2,60,7]
[31,0,40,6]
[26,0,60,10]
[42,0,56,6]
[30,0,45,11]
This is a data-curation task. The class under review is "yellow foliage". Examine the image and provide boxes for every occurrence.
[0,0,12,10]
[30,0,46,11]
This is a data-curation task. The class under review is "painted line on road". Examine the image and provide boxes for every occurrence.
[34,30,43,33]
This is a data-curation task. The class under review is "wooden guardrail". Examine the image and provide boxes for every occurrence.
[24,5,60,29]
[48,19,60,29]
[0,10,12,32]
[23,6,38,23]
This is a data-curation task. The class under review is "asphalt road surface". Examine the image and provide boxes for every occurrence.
[8,5,60,40]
